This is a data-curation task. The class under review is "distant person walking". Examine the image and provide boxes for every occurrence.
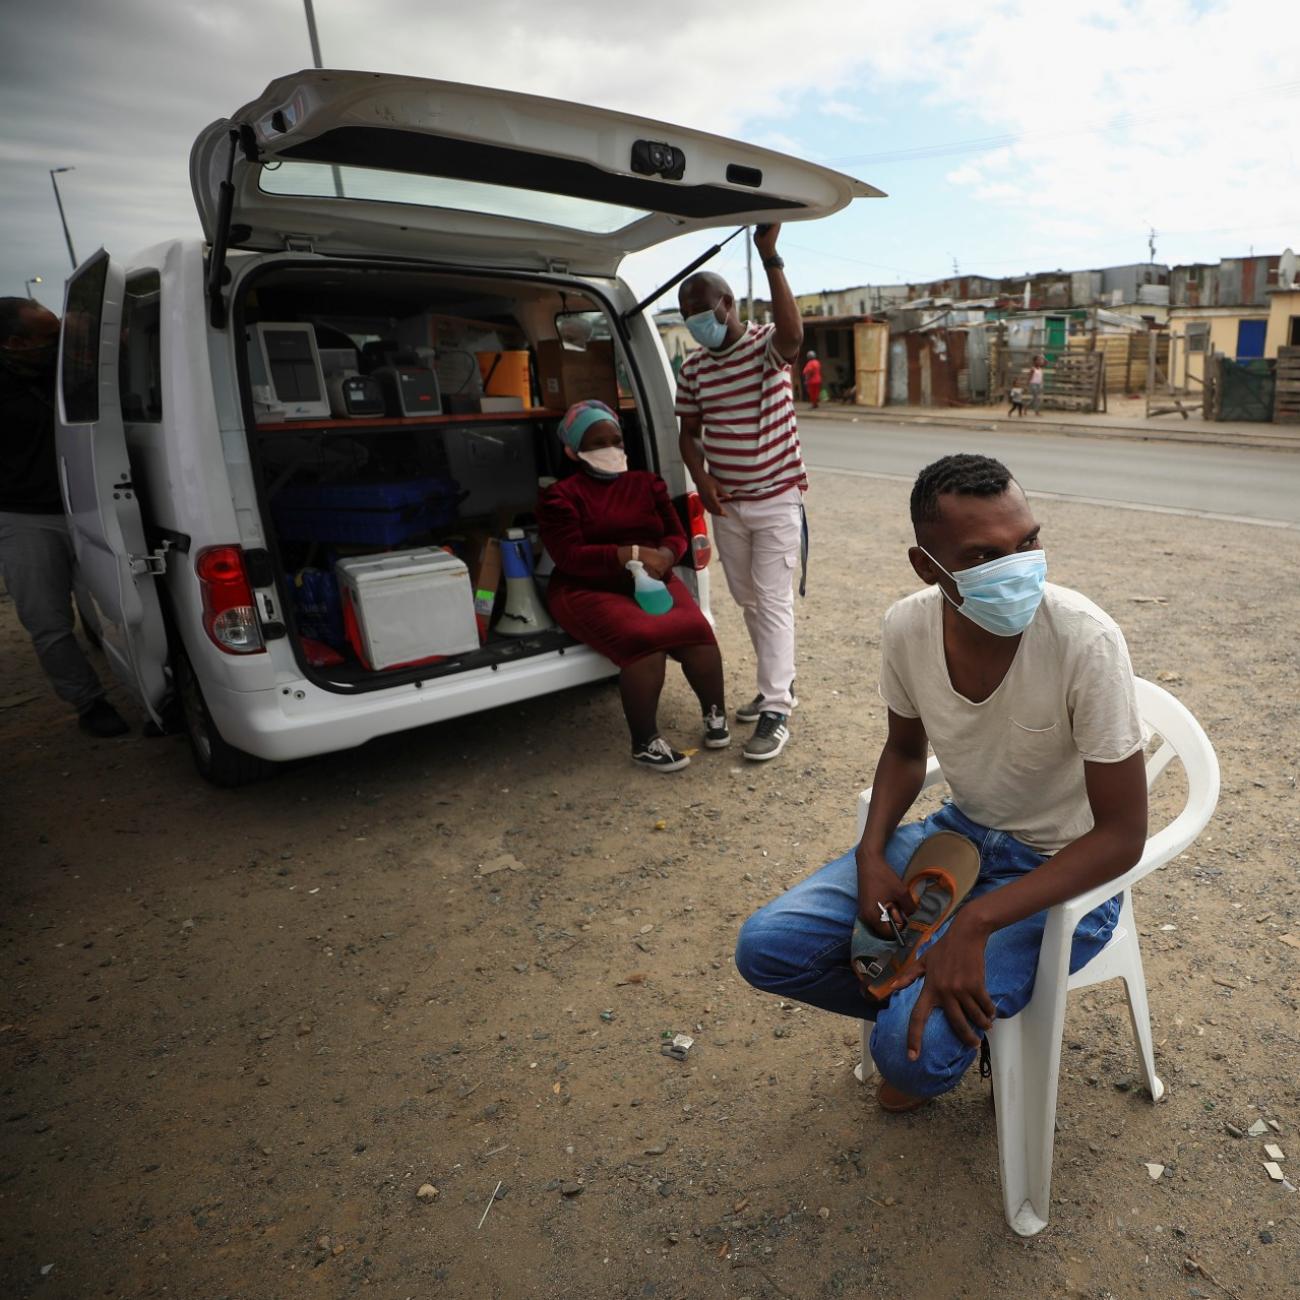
[801,351,822,406]
[0,297,128,737]
[1028,354,1045,415]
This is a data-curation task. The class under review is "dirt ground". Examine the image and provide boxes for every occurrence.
[2,469,1298,1300]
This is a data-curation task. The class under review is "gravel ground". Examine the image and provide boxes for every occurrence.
[1,468,1298,1300]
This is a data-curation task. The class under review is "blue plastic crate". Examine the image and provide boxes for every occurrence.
[272,478,460,545]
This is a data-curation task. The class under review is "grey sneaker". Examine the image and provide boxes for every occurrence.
[743,711,790,762]
[631,736,691,772]
[703,706,731,749]
[735,690,798,724]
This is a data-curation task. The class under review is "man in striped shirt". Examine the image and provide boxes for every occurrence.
[676,223,805,762]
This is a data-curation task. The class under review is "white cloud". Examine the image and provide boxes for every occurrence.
[819,100,880,125]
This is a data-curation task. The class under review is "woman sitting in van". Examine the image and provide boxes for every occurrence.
[537,400,728,772]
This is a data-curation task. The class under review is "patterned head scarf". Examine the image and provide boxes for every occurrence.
[558,400,620,453]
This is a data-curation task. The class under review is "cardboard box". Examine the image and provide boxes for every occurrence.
[535,339,618,412]
[467,534,503,642]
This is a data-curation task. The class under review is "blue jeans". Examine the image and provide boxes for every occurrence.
[735,803,1119,1098]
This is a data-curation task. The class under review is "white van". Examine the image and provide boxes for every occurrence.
[55,70,876,784]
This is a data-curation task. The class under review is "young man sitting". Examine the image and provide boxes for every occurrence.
[735,454,1147,1111]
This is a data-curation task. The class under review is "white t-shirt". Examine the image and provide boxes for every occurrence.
[878,582,1143,854]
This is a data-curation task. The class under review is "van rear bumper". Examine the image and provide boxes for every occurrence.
[200,647,618,762]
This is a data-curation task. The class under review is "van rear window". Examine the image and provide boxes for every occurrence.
[260,162,649,235]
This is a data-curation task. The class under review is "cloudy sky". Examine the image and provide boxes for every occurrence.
[3,0,1298,310]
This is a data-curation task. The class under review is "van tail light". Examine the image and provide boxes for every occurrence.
[196,545,265,654]
[686,491,712,569]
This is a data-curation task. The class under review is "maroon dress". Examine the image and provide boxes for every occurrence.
[537,470,717,667]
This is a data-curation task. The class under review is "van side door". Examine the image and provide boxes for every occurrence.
[55,250,170,725]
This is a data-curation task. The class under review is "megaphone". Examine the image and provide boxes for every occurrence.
[494,529,554,637]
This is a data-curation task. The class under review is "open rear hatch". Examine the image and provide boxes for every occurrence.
[191,69,882,275]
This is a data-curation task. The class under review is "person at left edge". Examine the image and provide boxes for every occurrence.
[0,297,129,738]
[536,400,728,772]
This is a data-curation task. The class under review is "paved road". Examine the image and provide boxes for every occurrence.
[800,419,1300,526]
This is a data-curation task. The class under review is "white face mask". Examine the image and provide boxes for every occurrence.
[578,446,628,478]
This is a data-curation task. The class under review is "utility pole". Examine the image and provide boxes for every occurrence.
[303,0,324,66]
[745,226,754,324]
[302,1,344,198]
[49,168,77,269]
[1148,226,1157,264]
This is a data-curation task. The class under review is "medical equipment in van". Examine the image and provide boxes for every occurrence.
[373,363,443,417]
[245,322,330,420]
[326,372,386,418]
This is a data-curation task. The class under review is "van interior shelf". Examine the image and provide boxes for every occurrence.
[254,409,564,433]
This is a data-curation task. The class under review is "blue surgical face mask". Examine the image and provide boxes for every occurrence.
[920,546,1047,637]
[684,304,729,350]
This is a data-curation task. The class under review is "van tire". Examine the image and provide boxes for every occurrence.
[176,650,271,787]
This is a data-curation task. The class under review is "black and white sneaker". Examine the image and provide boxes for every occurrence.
[735,690,798,724]
[743,711,790,762]
[703,706,731,749]
[631,736,691,772]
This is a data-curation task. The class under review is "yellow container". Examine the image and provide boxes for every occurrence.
[476,350,534,408]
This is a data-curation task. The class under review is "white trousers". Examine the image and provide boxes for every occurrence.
[711,486,802,714]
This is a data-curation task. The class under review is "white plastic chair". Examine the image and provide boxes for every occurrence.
[852,678,1219,1236]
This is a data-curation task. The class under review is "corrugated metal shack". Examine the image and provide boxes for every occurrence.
[888,302,993,405]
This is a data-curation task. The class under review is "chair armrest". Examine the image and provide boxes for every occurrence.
[1053,803,1213,929]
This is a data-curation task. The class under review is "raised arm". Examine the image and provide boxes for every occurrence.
[754,224,803,362]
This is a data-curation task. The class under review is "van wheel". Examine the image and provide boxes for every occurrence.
[176,651,271,788]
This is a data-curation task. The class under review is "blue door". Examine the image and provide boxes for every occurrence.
[1236,319,1267,360]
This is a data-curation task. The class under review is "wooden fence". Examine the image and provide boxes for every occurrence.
[990,344,1104,412]
[1276,347,1300,424]
[1066,333,1166,396]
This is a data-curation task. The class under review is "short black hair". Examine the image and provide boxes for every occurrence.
[910,454,1013,529]
[0,297,39,342]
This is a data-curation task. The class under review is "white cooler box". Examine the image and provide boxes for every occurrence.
[336,549,479,670]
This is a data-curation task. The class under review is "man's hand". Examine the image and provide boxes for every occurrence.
[754,223,781,260]
[895,911,996,1057]
[695,470,730,517]
[857,849,917,937]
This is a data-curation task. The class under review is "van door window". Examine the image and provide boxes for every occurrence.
[119,272,163,423]
[61,255,109,424]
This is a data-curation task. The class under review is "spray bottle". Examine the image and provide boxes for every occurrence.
[626,559,673,615]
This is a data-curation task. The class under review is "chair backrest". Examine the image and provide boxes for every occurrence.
[1134,676,1220,860]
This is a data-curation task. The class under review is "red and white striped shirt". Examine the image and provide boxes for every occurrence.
[675,323,807,501]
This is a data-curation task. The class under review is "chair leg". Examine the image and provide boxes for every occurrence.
[1120,946,1165,1103]
[989,994,1068,1237]
[854,1020,877,1084]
